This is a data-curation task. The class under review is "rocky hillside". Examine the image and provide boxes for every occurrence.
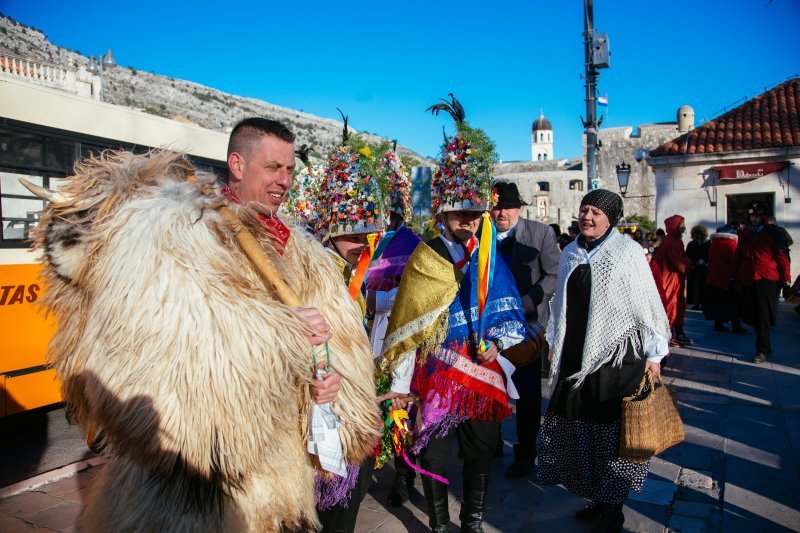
[0,13,430,165]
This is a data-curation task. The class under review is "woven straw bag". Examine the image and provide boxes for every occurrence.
[619,371,684,463]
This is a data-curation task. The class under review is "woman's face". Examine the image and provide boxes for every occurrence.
[578,204,611,241]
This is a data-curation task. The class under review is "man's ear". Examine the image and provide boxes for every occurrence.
[227,152,244,182]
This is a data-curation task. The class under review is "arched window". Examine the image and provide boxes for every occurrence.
[543,154,548,160]
[537,154,542,161]
[540,133,544,142]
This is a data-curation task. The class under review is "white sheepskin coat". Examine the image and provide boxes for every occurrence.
[32,151,379,532]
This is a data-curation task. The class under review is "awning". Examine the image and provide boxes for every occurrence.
[715,162,787,180]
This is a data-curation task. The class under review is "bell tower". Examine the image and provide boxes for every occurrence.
[531,110,553,161]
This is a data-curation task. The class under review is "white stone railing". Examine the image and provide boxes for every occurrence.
[0,54,99,100]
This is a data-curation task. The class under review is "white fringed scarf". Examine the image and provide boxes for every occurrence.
[546,229,670,387]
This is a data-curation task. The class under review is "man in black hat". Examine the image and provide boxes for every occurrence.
[490,181,561,478]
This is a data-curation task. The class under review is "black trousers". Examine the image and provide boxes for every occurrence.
[742,280,780,356]
[419,418,500,478]
[318,459,375,533]
[394,450,417,478]
[510,361,542,459]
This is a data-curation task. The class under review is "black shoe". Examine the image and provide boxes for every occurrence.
[575,503,608,522]
[713,323,729,332]
[387,472,412,507]
[752,353,769,364]
[504,445,535,479]
[675,332,693,345]
[732,326,747,334]
[504,457,535,479]
[591,504,624,533]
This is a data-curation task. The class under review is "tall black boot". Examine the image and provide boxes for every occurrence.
[459,471,489,532]
[421,474,450,532]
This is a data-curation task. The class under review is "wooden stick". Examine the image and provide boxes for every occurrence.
[186,175,302,307]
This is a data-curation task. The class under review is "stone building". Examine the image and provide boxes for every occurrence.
[494,158,585,230]
[648,77,800,277]
[594,122,683,218]
[495,110,683,230]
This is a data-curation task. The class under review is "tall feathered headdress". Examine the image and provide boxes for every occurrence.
[379,150,412,222]
[317,111,393,237]
[426,93,498,214]
[282,144,325,227]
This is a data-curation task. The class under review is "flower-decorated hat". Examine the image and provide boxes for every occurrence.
[282,144,325,227]
[427,93,498,214]
[380,148,412,222]
[317,111,393,237]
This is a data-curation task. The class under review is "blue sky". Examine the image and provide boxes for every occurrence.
[2,0,799,162]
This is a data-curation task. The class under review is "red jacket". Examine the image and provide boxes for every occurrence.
[735,223,791,286]
[654,215,693,325]
[649,259,667,309]
[654,215,693,277]
[705,232,738,290]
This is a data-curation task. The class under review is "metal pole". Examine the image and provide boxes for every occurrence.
[583,0,599,191]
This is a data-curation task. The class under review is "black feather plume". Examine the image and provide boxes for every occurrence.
[426,93,466,123]
[295,144,315,167]
[337,108,350,144]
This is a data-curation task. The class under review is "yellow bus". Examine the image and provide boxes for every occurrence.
[0,76,228,416]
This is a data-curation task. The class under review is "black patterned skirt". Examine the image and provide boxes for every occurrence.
[537,412,649,504]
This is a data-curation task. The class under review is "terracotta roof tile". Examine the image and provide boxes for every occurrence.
[651,77,800,156]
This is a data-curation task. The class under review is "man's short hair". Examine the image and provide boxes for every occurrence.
[227,118,295,158]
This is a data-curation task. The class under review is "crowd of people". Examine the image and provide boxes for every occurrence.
[221,105,673,532]
[222,112,795,531]
[34,106,795,532]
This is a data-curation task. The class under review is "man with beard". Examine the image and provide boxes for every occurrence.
[490,181,560,479]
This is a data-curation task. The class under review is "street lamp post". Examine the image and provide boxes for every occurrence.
[616,161,631,196]
[86,49,116,102]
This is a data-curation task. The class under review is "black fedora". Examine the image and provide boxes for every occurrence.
[492,181,529,208]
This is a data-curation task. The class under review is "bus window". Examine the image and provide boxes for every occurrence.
[1,170,47,242]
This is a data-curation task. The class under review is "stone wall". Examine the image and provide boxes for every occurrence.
[591,123,681,220]
[494,162,585,231]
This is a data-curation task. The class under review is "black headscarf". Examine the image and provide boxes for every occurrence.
[580,189,624,227]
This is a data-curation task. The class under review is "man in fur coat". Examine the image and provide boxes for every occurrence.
[28,118,379,532]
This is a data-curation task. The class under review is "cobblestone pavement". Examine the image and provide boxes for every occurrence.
[1,306,798,532]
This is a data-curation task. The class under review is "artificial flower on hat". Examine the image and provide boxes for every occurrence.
[379,149,413,222]
[282,144,325,227]
[317,110,394,237]
[427,93,498,214]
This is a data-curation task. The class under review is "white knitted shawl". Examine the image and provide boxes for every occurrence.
[546,229,670,387]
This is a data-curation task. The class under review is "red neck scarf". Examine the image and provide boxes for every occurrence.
[221,186,290,255]
[453,236,478,270]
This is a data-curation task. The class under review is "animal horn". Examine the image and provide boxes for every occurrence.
[19,178,68,203]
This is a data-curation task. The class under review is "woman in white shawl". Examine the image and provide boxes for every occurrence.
[538,189,670,533]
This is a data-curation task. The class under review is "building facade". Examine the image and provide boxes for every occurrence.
[648,78,799,276]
